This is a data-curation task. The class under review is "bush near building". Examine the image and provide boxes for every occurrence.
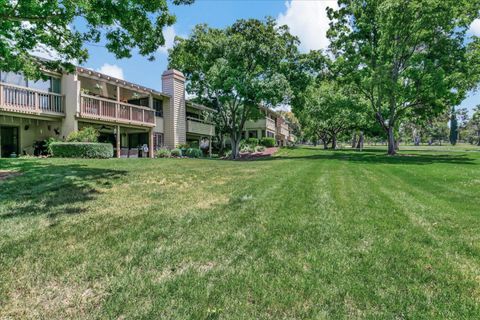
[50,142,113,159]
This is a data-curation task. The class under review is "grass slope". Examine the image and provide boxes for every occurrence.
[1,147,479,319]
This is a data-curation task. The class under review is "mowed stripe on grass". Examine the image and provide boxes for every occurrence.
[0,146,479,319]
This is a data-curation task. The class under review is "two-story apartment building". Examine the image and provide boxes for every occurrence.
[243,107,295,146]
[0,68,215,158]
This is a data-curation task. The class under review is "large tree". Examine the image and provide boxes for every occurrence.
[0,0,194,78]
[169,18,298,159]
[327,0,480,155]
[449,106,458,145]
[466,106,480,146]
[299,81,364,149]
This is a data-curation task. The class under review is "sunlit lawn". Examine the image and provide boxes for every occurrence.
[1,146,479,319]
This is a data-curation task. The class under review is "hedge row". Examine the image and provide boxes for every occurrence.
[50,142,113,159]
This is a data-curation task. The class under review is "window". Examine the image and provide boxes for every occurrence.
[154,133,164,150]
[153,99,163,117]
[262,130,266,138]
[267,131,275,138]
[0,71,61,93]
[186,111,200,120]
[248,130,258,138]
[128,97,149,107]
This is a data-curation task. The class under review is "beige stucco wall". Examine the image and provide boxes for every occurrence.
[0,114,62,155]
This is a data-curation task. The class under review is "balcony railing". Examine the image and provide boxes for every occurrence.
[0,82,64,115]
[80,94,155,127]
[186,117,215,136]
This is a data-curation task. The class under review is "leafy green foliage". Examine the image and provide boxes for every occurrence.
[155,148,171,158]
[299,81,365,149]
[465,106,480,145]
[327,0,480,154]
[0,0,194,79]
[185,148,202,158]
[450,107,458,145]
[170,148,182,157]
[66,127,99,143]
[260,137,275,148]
[245,138,259,146]
[45,137,61,154]
[169,18,298,159]
[50,142,113,158]
[255,145,266,152]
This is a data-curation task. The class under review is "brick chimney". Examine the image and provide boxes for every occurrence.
[162,69,186,148]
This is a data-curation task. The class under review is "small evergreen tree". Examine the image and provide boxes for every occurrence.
[450,106,458,146]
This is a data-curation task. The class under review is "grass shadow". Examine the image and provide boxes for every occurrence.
[260,148,478,166]
[0,159,127,220]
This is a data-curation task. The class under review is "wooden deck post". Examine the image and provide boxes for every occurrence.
[116,125,121,158]
[149,129,154,158]
[209,136,212,157]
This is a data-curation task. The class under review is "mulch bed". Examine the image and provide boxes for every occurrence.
[238,147,278,161]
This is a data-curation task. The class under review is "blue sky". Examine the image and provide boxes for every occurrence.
[78,0,480,114]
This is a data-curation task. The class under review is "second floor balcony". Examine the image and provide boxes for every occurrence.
[186,117,215,136]
[79,94,155,127]
[0,82,64,117]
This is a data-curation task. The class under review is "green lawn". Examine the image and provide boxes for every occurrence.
[1,146,480,319]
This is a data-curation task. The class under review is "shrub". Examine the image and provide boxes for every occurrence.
[246,137,259,146]
[224,150,232,159]
[50,142,113,158]
[156,148,171,158]
[185,148,202,158]
[66,127,99,142]
[255,145,266,152]
[240,144,255,153]
[45,137,60,155]
[171,148,182,157]
[177,143,190,149]
[260,137,276,147]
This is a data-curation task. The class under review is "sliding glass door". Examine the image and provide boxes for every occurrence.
[0,126,19,157]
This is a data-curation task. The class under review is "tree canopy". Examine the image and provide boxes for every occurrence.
[299,80,366,149]
[327,0,480,154]
[169,18,298,158]
[0,0,194,78]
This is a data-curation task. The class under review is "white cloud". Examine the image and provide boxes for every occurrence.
[277,0,338,52]
[158,26,177,55]
[96,63,124,79]
[469,19,480,36]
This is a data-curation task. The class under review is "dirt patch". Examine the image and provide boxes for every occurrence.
[237,147,279,161]
[0,170,21,181]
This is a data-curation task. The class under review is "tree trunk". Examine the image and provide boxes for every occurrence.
[218,134,225,156]
[323,140,329,150]
[356,131,364,151]
[387,126,396,155]
[477,131,480,146]
[351,133,357,148]
[331,134,337,150]
[231,137,241,160]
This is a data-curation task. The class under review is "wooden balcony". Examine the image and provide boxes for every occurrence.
[245,117,276,132]
[186,117,215,136]
[0,82,64,117]
[79,94,155,127]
